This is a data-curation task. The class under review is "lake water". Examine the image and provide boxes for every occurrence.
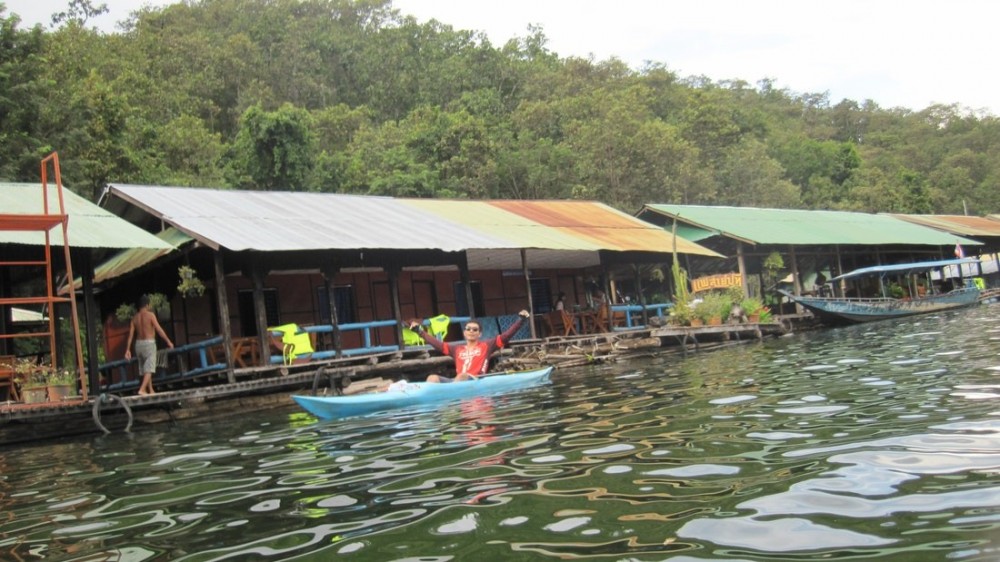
[2,303,999,561]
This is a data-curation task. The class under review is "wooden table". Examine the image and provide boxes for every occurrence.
[573,311,599,334]
[209,337,261,368]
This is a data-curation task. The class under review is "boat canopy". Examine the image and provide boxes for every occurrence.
[831,258,980,282]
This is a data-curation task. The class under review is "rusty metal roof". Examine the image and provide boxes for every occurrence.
[889,214,1000,238]
[0,183,175,252]
[104,186,722,265]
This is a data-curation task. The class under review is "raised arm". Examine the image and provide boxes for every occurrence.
[410,320,445,354]
[497,310,530,346]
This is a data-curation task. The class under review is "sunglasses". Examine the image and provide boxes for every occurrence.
[464,326,480,332]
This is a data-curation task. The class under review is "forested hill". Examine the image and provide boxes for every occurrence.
[2,0,998,216]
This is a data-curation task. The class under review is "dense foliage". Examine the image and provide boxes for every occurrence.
[2,0,998,215]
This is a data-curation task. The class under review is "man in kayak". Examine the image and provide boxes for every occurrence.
[409,310,530,382]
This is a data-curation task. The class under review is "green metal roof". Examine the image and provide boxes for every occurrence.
[639,204,982,246]
[0,183,175,251]
[92,227,193,284]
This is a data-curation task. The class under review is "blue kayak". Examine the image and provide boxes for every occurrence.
[292,366,554,420]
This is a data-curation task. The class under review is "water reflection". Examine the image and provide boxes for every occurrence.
[0,304,998,560]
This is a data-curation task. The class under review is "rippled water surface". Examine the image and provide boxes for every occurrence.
[3,304,1000,561]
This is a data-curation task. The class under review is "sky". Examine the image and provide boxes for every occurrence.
[5,0,998,115]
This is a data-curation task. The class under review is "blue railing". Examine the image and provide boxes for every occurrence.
[611,303,674,330]
[269,316,474,363]
[99,335,226,392]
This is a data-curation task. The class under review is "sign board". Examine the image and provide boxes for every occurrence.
[691,273,743,293]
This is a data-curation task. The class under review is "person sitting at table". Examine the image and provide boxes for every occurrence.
[590,288,609,310]
[554,292,567,311]
[409,310,529,383]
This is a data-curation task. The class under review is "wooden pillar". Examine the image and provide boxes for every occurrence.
[834,245,845,297]
[321,264,342,356]
[736,242,749,298]
[789,245,803,314]
[521,249,536,338]
[634,264,648,325]
[459,253,475,317]
[388,265,404,346]
[251,260,270,367]
[80,250,100,399]
[214,251,235,383]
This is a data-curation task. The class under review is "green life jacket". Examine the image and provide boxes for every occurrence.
[428,314,450,340]
[402,327,425,346]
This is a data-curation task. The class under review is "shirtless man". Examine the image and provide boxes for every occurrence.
[124,295,173,395]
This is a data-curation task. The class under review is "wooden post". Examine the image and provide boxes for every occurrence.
[521,249,536,338]
[634,264,648,326]
[251,260,270,367]
[736,242,749,297]
[80,249,100,400]
[388,265,404,347]
[214,252,235,383]
[789,245,803,314]
[459,253,475,317]
[321,264,342,356]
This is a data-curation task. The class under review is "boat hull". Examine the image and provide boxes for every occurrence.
[782,288,981,324]
[292,366,554,419]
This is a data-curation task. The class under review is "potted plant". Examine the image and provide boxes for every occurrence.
[757,306,773,324]
[178,266,206,298]
[741,296,765,322]
[13,359,48,404]
[888,282,905,299]
[115,292,171,322]
[695,292,728,326]
[670,301,694,326]
[692,296,717,326]
[46,369,79,401]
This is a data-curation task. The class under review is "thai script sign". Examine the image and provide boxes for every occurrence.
[691,273,743,293]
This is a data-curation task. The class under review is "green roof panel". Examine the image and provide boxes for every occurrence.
[641,204,982,246]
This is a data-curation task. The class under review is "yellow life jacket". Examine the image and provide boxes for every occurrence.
[402,327,425,346]
[428,314,450,340]
[269,323,314,364]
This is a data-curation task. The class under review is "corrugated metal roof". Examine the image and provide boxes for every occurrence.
[106,185,721,259]
[92,227,193,284]
[889,214,1000,237]
[0,183,175,251]
[639,204,982,246]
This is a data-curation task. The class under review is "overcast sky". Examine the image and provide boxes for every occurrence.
[6,0,998,115]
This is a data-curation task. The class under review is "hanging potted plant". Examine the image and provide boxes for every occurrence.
[177,266,206,298]
[115,293,171,322]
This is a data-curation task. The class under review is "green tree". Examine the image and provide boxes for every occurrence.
[227,103,315,190]
[715,138,800,207]
[0,8,46,181]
